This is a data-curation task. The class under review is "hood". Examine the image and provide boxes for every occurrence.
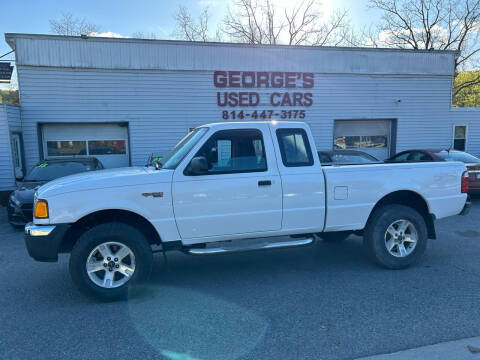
[12,181,48,204]
[36,167,173,198]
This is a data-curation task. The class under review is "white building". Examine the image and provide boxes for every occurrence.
[1,33,479,193]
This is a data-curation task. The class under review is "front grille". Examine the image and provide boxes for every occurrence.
[21,204,33,211]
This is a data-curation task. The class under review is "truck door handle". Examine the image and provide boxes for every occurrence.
[258,180,272,186]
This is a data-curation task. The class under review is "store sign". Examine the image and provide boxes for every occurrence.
[214,71,314,120]
[0,62,14,83]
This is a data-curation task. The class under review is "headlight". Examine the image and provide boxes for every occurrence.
[9,194,21,207]
[34,199,49,219]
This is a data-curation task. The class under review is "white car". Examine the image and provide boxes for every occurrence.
[25,121,471,300]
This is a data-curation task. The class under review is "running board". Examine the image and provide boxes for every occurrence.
[186,237,314,255]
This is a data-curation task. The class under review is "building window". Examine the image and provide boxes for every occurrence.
[88,140,126,155]
[453,125,467,151]
[47,140,127,157]
[334,135,387,149]
[47,141,87,156]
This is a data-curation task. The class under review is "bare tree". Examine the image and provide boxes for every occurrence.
[131,32,158,40]
[50,12,100,36]
[174,6,213,41]
[221,0,353,46]
[367,0,480,97]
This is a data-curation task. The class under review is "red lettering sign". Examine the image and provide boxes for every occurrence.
[214,71,314,116]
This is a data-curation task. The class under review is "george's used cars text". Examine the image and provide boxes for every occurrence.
[24,121,470,301]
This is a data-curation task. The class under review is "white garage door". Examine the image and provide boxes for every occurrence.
[42,123,129,168]
[334,120,392,160]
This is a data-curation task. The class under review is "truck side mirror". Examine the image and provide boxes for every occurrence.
[189,156,208,175]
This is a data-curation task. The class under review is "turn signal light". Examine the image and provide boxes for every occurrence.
[461,171,469,194]
[34,199,49,219]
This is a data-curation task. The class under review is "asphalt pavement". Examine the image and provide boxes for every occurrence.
[1,199,480,360]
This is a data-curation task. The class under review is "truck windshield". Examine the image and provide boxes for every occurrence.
[162,127,208,169]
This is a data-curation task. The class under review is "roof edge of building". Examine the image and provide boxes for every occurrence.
[4,32,459,55]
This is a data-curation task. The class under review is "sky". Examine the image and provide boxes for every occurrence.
[0,0,376,89]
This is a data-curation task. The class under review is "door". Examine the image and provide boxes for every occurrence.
[272,125,326,232]
[10,133,24,179]
[334,120,392,160]
[172,126,282,241]
[42,123,129,168]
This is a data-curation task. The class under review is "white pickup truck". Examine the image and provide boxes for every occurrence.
[25,121,471,300]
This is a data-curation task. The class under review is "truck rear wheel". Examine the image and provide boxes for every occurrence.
[364,205,427,269]
[69,222,153,301]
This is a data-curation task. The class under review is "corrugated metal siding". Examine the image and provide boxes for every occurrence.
[17,66,461,169]
[0,105,18,191]
[6,104,21,132]
[450,108,480,156]
[8,35,455,75]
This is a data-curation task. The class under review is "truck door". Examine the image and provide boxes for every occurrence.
[271,125,326,232]
[172,125,282,241]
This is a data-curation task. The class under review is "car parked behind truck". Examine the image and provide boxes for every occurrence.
[24,121,470,300]
[8,157,104,227]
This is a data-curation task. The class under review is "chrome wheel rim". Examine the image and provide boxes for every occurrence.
[384,219,418,258]
[86,242,136,288]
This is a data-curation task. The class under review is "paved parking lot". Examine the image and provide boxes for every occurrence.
[1,199,480,360]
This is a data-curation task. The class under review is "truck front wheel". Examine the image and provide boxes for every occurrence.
[69,222,153,301]
[364,205,427,269]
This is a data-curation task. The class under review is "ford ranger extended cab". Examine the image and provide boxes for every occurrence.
[25,121,471,300]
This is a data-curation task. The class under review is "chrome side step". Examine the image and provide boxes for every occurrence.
[186,237,314,255]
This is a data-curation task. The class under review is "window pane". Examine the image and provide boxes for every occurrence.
[47,141,86,156]
[282,134,308,162]
[361,135,387,148]
[162,128,208,170]
[88,140,126,155]
[390,152,411,162]
[193,129,267,174]
[334,136,361,149]
[408,152,432,161]
[276,128,314,167]
[454,126,466,139]
[454,139,466,151]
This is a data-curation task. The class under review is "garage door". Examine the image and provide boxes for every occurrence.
[333,120,392,160]
[42,123,129,168]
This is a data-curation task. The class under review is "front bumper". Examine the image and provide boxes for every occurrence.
[7,200,32,226]
[24,222,70,262]
[460,196,472,216]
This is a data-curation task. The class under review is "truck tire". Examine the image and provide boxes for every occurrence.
[364,205,427,269]
[319,231,351,243]
[69,222,153,301]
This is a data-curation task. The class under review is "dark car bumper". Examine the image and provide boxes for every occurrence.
[7,199,33,226]
[460,196,472,216]
[24,223,70,262]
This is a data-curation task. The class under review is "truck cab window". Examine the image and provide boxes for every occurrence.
[276,128,314,167]
[191,129,267,174]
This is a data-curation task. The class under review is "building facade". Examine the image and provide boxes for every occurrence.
[1,33,479,190]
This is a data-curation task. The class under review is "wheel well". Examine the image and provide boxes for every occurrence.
[59,209,162,253]
[368,190,436,239]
